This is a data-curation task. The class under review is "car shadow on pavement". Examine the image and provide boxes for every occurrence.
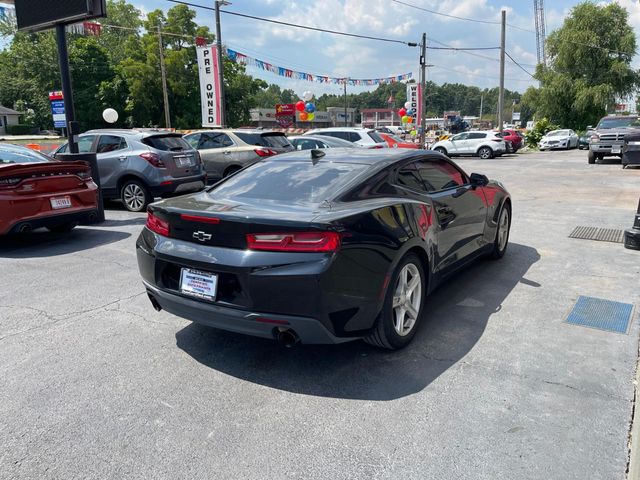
[0,227,130,258]
[176,243,540,401]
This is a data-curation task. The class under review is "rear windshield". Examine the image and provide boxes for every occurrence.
[367,131,385,143]
[209,161,367,204]
[0,145,52,164]
[235,132,292,148]
[142,135,191,151]
[597,117,640,129]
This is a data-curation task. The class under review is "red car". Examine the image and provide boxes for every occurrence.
[379,132,419,149]
[0,144,98,235]
[497,129,524,152]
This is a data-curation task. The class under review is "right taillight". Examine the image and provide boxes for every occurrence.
[0,177,22,188]
[146,211,170,236]
[246,231,341,252]
[254,148,277,157]
[140,152,165,168]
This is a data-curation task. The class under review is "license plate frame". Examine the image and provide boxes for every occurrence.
[612,145,622,154]
[176,156,194,167]
[50,196,72,210]
[179,268,218,301]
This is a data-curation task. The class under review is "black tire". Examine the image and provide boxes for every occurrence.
[223,166,242,177]
[46,222,77,233]
[364,253,426,350]
[478,146,493,159]
[588,150,596,164]
[434,147,447,156]
[120,179,152,212]
[490,203,511,259]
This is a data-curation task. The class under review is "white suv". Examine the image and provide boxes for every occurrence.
[304,127,388,148]
[431,131,506,159]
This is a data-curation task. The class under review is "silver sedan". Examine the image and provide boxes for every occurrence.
[538,129,579,150]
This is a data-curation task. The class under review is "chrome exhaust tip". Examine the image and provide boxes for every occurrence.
[276,328,300,348]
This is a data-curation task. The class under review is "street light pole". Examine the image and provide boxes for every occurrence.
[343,79,348,127]
[157,25,171,128]
[214,0,228,127]
[498,9,506,134]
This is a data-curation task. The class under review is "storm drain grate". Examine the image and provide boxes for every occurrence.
[565,296,634,334]
[569,226,624,243]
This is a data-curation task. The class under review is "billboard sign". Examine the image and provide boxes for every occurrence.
[15,0,106,32]
[275,103,295,128]
[196,45,223,127]
[49,91,66,128]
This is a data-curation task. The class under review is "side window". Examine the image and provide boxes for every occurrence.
[318,132,336,139]
[185,134,201,149]
[57,143,68,154]
[78,135,96,153]
[219,134,234,147]
[349,132,361,142]
[396,162,427,193]
[451,133,468,141]
[333,132,350,141]
[415,160,465,192]
[199,133,223,149]
[467,133,486,140]
[296,139,317,150]
[96,135,126,154]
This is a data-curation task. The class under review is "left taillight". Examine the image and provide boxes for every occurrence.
[146,211,170,237]
[77,170,92,180]
[246,231,341,252]
[254,148,277,157]
[0,177,22,189]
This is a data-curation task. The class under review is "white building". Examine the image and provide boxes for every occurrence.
[0,105,21,135]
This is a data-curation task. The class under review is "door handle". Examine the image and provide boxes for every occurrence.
[118,155,127,161]
[451,185,470,198]
[223,150,231,155]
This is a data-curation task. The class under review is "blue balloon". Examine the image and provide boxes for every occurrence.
[406,109,414,116]
[305,102,316,113]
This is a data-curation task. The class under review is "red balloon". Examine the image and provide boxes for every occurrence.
[295,100,306,112]
[398,108,407,117]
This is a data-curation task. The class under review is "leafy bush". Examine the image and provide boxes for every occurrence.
[524,118,559,149]
[5,124,35,135]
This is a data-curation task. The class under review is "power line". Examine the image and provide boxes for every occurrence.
[167,0,415,46]
[391,0,499,26]
[505,51,535,78]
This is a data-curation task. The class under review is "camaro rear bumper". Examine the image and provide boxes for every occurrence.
[144,281,355,344]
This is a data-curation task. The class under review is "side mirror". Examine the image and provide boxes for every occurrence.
[470,172,489,187]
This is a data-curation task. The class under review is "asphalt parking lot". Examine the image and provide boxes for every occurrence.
[1,149,639,480]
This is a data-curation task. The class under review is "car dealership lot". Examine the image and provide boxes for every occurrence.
[1,149,639,479]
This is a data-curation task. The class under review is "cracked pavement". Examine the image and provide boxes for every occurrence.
[0,150,639,480]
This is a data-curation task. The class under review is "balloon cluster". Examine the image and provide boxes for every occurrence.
[296,90,316,121]
[398,101,414,125]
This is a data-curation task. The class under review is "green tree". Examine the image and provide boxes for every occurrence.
[527,1,639,129]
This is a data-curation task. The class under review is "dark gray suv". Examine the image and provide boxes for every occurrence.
[55,129,206,211]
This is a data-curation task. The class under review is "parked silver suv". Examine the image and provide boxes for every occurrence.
[54,129,206,211]
[183,129,294,183]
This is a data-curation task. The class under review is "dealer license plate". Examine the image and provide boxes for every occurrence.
[176,156,193,167]
[612,145,622,154]
[180,268,217,301]
[50,196,72,209]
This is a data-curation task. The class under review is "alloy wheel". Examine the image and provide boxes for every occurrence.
[391,263,422,336]
[497,207,510,251]
[479,147,492,159]
[123,183,145,211]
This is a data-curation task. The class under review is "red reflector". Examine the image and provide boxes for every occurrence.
[180,214,220,224]
[246,231,341,252]
[146,211,170,236]
[160,180,173,186]
[255,317,290,326]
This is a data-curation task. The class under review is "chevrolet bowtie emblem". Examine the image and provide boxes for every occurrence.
[193,231,212,242]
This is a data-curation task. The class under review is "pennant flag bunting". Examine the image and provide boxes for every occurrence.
[225,48,412,86]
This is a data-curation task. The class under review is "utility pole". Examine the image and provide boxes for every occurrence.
[55,24,77,153]
[479,93,484,122]
[343,79,348,126]
[419,32,427,149]
[157,26,171,128]
[215,0,228,127]
[498,9,506,134]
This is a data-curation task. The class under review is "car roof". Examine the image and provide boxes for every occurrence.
[83,128,181,138]
[268,146,443,166]
[184,129,284,135]
[307,127,373,132]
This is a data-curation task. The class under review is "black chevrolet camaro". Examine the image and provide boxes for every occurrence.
[137,148,511,349]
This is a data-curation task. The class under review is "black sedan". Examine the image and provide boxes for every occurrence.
[137,149,511,350]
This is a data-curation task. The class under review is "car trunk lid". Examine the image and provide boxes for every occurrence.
[0,161,92,194]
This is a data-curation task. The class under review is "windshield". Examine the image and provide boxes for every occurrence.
[597,117,640,129]
[0,144,52,164]
[546,130,568,137]
[142,135,191,151]
[209,160,367,204]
